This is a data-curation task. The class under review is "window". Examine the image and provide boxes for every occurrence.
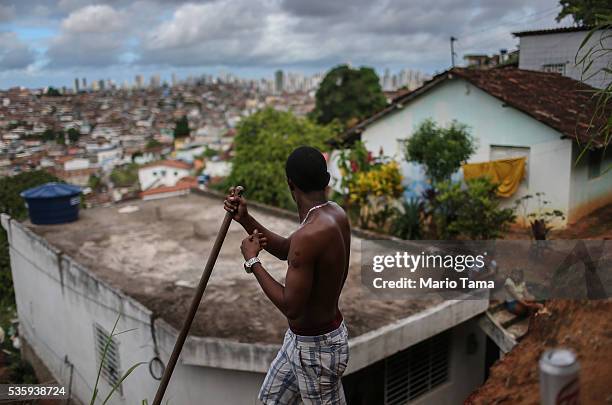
[94,324,122,393]
[174,171,178,176]
[588,148,603,179]
[161,170,167,176]
[152,171,157,176]
[542,63,565,75]
[384,331,450,404]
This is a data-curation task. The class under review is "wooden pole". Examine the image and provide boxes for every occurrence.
[152,186,243,405]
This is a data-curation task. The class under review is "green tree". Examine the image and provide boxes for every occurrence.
[67,128,80,144]
[0,171,59,305]
[225,108,337,209]
[45,87,62,97]
[173,115,190,138]
[312,64,387,129]
[41,129,56,142]
[110,163,140,188]
[434,177,516,240]
[404,119,475,184]
[55,131,66,145]
[146,138,162,149]
[556,0,612,26]
[88,174,102,191]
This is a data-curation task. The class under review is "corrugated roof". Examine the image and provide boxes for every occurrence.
[21,182,81,199]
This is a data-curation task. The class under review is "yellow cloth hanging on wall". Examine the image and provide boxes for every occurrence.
[462,157,526,197]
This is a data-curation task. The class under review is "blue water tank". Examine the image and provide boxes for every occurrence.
[20,182,82,225]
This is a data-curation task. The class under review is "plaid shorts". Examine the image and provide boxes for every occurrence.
[259,322,349,405]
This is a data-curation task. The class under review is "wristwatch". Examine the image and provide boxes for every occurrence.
[244,257,261,274]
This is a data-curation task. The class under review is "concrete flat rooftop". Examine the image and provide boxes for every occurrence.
[27,193,438,344]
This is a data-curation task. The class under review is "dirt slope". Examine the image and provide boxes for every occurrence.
[466,300,612,404]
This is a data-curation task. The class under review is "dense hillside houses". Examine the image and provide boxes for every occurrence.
[335,67,612,226]
[0,78,315,200]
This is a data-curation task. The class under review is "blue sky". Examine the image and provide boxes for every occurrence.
[0,0,572,89]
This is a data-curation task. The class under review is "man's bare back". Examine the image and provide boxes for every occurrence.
[287,202,350,333]
[225,146,351,404]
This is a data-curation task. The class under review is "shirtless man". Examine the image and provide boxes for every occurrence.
[224,146,351,404]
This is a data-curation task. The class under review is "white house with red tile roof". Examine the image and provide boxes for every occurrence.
[336,68,611,225]
[138,160,192,191]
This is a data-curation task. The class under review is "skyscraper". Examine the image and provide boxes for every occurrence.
[150,74,161,88]
[135,74,144,89]
[74,78,80,93]
[275,70,284,94]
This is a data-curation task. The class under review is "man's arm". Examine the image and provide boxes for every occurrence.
[241,215,292,261]
[249,231,315,320]
[225,189,291,260]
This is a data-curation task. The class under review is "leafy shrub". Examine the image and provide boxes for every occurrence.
[0,171,60,306]
[110,163,140,188]
[336,142,403,229]
[434,177,515,240]
[391,198,423,240]
[404,119,475,184]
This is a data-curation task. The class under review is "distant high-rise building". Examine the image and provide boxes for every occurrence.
[74,78,80,93]
[150,74,161,88]
[135,74,144,89]
[98,79,105,91]
[171,73,177,87]
[82,78,87,91]
[275,70,284,94]
[382,68,392,91]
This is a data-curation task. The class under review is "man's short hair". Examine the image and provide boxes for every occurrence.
[285,146,330,192]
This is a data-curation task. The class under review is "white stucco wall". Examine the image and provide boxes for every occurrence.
[568,142,612,222]
[203,160,232,178]
[64,158,90,171]
[352,78,574,223]
[518,30,612,89]
[97,148,123,171]
[138,166,190,191]
[1,215,265,405]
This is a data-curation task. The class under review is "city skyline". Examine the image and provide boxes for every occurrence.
[0,0,571,89]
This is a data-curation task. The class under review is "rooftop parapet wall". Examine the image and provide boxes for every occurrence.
[2,193,487,374]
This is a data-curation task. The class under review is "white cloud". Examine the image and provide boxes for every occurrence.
[0,4,16,22]
[0,32,36,70]
[46,4,129,67]
[3,0,568,78]
[61,4,126,33]
[140,1,271,66]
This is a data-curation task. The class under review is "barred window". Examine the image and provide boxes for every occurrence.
[384,331,451,404]
[94,324,122,393]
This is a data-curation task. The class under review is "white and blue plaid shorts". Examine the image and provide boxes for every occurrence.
[259,322,349,404]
